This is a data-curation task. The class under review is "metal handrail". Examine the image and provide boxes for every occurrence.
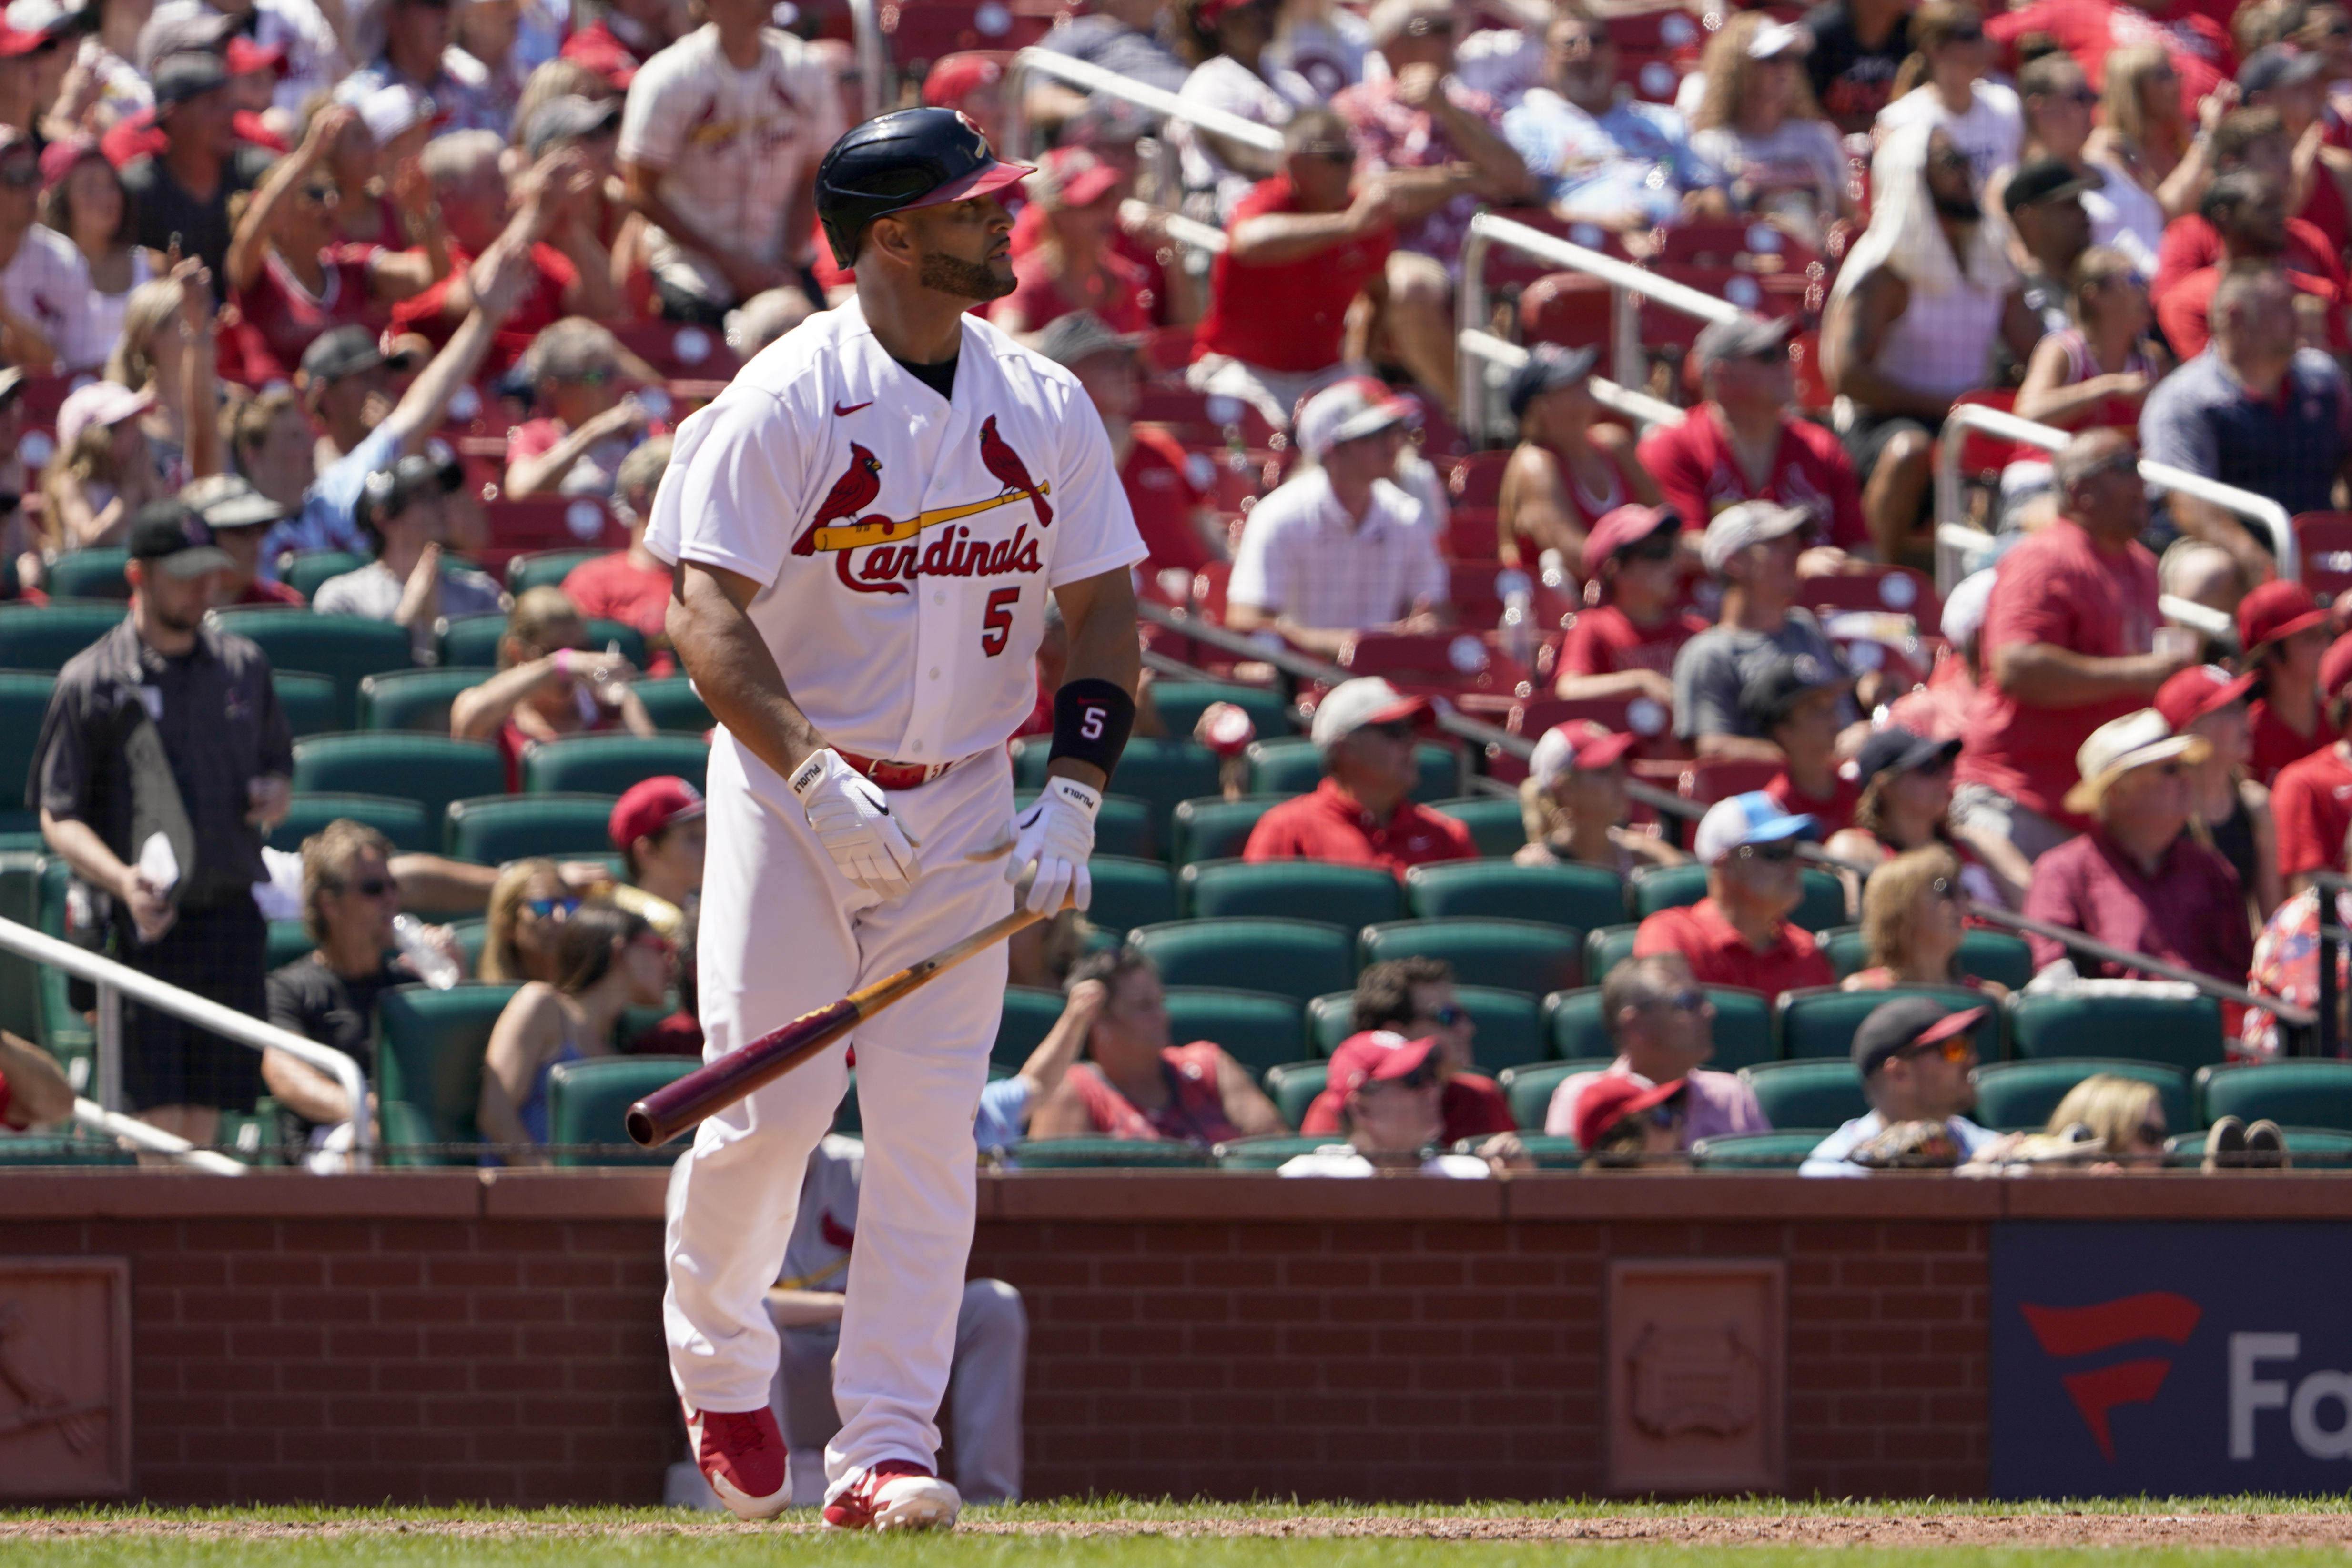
[1459,328,1687,432]
[1122,198,1227,257]
[0,914,373,1166]
[849,0,888,122]
[1933,402,2299,587]
[1459,212,1741,445]
[72,1097,246,1175]
[1002,47,1289,164]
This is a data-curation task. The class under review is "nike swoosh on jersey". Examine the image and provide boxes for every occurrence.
[833,400,873,416]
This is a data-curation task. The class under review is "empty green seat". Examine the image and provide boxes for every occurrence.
[1165,985,1306,1075]
[1087,856,1175,937]
[1168,795,1286,866]
[1128,918,1353,1003]
[1150,681,1295,740]
[1497,1059,1616,1131]
[0,1132,134,1166]
[445,792,619,862]
[1247,736,1460,801]
[377,981,516,1165]
[1820,925,2036,990]
[1629,862,1847,932]
[1262,1061,1327,1128]
[45,547,128,600]
[507,548,606,595]
[1971,1059,2191,1136]
[1357,918,1580,997]
[1690,1130,1831,1169]
[2196,1060,2352,1133]
[0,601,124,670]
[1539,985,1774,1071]
[547,1056,697,1164]
[267,791,434,855]
[995,986,1067,1071]
[358,667,480,732]
[29,859,91,1073]
[1215,1134,1336,1169]
[292,734,506,826]
[0,673,55,812]
[1181,858,1402,925]
[1304,991,1356,1055]
[633,677,713,734]
[282,550,365,601]
[1406,860,1626,929]
[1777,984,2004,1062]
[444,917,487,972]
[211,608,414,729]
[1584,924,1640,988]
[522,733,709,795]
[271,670,340,737]
[1107,739,1224,847]
[1425,796,1525,859]
[1014,1138,1215,1169]
[1740,1059,1869,1129]
[1018,791,1148,861]
[2008,991,2225,1071]
[266,919,313,971]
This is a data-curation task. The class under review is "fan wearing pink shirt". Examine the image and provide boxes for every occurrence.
[1553,503,1707,709]
[1542,952,1768,1145]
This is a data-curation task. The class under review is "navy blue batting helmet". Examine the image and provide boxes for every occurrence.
[814,108,1034,269]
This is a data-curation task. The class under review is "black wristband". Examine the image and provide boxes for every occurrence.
[1048,678,1136,782]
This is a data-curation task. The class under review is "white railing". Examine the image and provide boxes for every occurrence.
[1934,402,2299,588]
[0,914,372,1167]
[1125,199,1227,256]
[850,0,888,122]
[72,1098,246,1175]
[1002,47,1288,164]
[1458,327,1687,433]
[1459,212,1740,444]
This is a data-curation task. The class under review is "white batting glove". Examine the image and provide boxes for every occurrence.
[786,749,921,899]
[1004,776,1101,914]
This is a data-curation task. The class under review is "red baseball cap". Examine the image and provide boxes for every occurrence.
[37,133,99,194]
[1571,1074,1687,1151]
[1039,145,1120,209]
[1326,1030,1441,1097]
[2237,579,2329,656]
[1529,719,1636,790]
[2153,664,2258,731]
[921,51,1005,109]
[1578,503,1680,582]
[609,775,705,853]
[225,35,289,75]
[2322,630,2352,703]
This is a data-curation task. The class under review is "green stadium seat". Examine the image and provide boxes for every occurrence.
[1425,796,1526,859]
[1086,856,1175,937]
[266,920,313,972]
[1168,795,1286,867]
[1628,861,1847,932]
[1304,991,1356,1055]
[0,672,55,819]
[1021,790,1150,861]
[1819,925,2037,991]
[2007,990,2226,1071]
[1165,985,1307,1075]
[0,851,47,1044]
[0,601,125,670]
[1215,1134,1337,1169]
[1405,860,1627,929]
[995,986,1065,1071]
[44,547,128,600]
[1014,1138,1215,1168]
[1357,918,1580,997]
[1740,1058,1869,1129]
[444,917,487,972]
[1453,1133,1585,1167]
[0,1132,135,1166]
[1127,918,1354,1003]
[1584,924,1640,987]
[522,732,709,795]
[292,734,506,826]
[211,608,414,729]
[1971,1059,2191,1136]
[1149,681,1295,740]
[266,791,434,855]
[1261,1060,1327,1128]
[1247,736,1461,801]
[377,981,516,1164]
[547,1056,697,1164]
[2195,1060,2352,1133]
[214,1106,284,1166]
[633,678,713,734]
[439,613,648,670]
[1303,983,1545,1070]
[358,668,480,732]
[2163,1126,2352,1167]
[270,670,340,737]
[28,859,90,1076]
[1497,1059,1617,1131]
[1690,1130,1832,1169]
[507,548,607,595]
[833,1069,859,1135]
[1777,985,2004,1062]
[1105,739,1224,847]
[445,792,619,862]
[282,550,365,601]
[1180,858,1402,924]
[1538,985,1775,1070]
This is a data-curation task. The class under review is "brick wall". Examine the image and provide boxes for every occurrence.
[6,1171,2328,1506]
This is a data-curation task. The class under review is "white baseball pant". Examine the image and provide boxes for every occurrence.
[663,733,1012,1490]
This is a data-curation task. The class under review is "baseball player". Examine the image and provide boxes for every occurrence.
[648,108,1146,1529]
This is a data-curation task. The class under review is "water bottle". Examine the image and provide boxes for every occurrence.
[592,638,630,709]
[393,915,460,990]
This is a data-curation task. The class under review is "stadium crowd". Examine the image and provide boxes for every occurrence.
[9,0,2352,1177]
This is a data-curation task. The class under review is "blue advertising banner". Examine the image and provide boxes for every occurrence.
[1992,1222,2352,1497]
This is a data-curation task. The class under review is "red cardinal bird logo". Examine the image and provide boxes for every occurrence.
[791,444,884,556]
[978,416,1052,528]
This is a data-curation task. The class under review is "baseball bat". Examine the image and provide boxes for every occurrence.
[625,904,1048,1148]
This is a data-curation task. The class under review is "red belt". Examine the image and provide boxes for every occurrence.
[836,749,956,790]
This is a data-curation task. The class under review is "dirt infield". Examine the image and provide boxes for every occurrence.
[8,1512,2352,1548]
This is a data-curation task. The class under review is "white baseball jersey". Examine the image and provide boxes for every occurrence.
[645,296,1146,769]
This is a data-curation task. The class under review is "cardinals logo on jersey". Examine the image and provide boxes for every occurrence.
[790,426,1055,595]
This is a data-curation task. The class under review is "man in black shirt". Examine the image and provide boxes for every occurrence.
[119,51,277,280]
[31,502,293,1145]
[1804,0,1915,136]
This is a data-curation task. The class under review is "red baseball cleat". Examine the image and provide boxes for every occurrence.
[683,1400,789,1520]
[821,1459,963,1530]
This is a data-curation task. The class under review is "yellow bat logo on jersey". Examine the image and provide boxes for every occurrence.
[804,482,1055,554]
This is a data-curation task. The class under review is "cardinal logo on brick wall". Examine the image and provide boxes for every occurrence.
[0,1300,103,1453]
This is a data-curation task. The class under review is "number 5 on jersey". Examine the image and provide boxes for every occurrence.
[981,588,1018,656]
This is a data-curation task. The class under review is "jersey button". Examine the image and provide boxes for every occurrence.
[929,667,940,679]
[912,741,924,753]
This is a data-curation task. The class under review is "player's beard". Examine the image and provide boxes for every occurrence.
[918,248,1016,303]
